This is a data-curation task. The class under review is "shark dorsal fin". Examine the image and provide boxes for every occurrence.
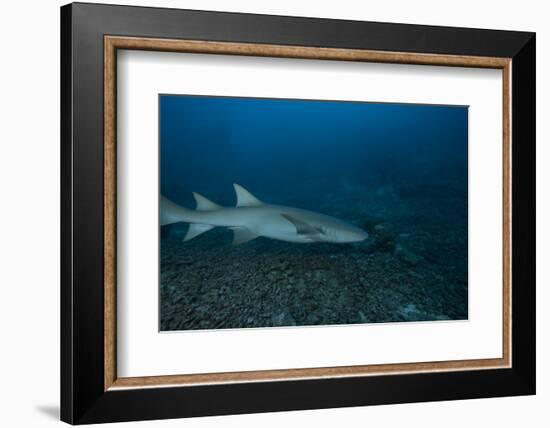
[233,183,262,207]
[193,192,220,211]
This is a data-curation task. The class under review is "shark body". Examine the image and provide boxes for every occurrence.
[161,184,368,245]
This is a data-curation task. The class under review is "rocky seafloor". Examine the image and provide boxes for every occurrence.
[160,181,468,331]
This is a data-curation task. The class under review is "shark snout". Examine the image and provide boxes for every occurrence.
[348,229,369,242]
[334,226,369,243]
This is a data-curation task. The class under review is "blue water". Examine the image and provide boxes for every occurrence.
[159,95,468,331]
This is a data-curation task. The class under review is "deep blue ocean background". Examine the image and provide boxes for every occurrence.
[160,95,468,331]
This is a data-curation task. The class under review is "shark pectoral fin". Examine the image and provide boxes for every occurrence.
[233,183,263,207]
[231,227,259,245]
[280,214,321,237]
[184,223,214,241]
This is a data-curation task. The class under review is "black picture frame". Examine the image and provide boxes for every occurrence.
[61,2,535,424]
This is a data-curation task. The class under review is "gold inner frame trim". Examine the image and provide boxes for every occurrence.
[104,35,512,391]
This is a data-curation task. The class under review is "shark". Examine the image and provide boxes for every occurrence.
[161,183,369,245]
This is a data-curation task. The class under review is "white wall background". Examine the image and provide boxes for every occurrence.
[0,0,546,426]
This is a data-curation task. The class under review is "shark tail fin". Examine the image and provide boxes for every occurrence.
[233,183,263,207]
[161,196,216,241]
[160,196,194,226]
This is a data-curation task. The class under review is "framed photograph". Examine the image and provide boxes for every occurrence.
[60,2,535,424]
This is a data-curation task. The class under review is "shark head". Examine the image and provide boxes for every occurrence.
[316,219,369,243]
[281,212,369,244]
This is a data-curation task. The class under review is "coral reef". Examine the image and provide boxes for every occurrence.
[160,181,467,331]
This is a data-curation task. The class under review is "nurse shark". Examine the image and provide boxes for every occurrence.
[161,184,368,245]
